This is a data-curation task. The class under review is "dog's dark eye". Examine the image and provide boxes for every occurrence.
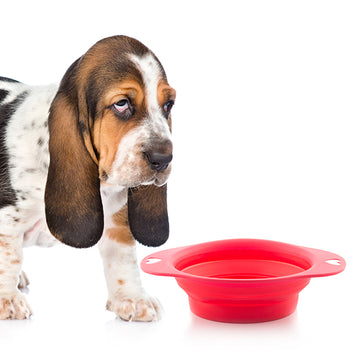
[114,99,129,113]
[164,100,174,114]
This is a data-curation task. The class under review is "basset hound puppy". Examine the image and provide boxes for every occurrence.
[0,35,175,320]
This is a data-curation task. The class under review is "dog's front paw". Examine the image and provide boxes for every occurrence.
[0,293,32,320]
[106,295,162,322]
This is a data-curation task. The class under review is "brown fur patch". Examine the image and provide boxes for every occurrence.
[0,239,10,249]
[157,81,176,131]
[105,207,135,246]
[157,82,176,106]
[112,206,129,227]
[106,227,134,246]
[46,98,100,219]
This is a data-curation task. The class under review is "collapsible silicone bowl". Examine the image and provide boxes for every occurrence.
[141,239,345,323]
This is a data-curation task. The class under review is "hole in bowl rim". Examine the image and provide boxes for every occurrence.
[141,238,346,284]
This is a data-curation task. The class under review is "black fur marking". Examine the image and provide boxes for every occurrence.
[79,121,87,134]
[0,89,9,103]
[0,91,28,209]
[101,170,108,181]
[127,185,169,247]
[0,77,20,83]
[37,137,44,146]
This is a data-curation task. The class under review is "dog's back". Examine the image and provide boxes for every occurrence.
[0,77,27,209]
[0,77,57,236]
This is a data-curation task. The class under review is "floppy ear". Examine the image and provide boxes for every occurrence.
[127,184,169,247]
[45,89,104,248]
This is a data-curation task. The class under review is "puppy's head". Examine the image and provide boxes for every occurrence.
[45,36,175,248]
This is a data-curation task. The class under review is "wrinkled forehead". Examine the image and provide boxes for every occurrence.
[92,54,165,84]
[79,40,168,117]
[82,37,166,87]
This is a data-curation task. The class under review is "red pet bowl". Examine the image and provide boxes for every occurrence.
[141,239,345,323]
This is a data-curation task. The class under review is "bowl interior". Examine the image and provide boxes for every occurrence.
[174,242,312,280]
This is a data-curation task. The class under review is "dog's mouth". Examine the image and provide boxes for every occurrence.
[101,166,171,188]
[153,175,169,187]
[138,169,171,187]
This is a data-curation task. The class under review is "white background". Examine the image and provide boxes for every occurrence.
[1,0,359,359]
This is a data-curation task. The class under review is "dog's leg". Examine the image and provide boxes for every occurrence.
[18,271,30,290]
[98,208,162,322]
[0,234,32,319]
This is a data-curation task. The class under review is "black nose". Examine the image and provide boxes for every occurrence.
[145,151,173,171]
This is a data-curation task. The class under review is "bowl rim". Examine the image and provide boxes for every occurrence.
[141,238,346,284]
